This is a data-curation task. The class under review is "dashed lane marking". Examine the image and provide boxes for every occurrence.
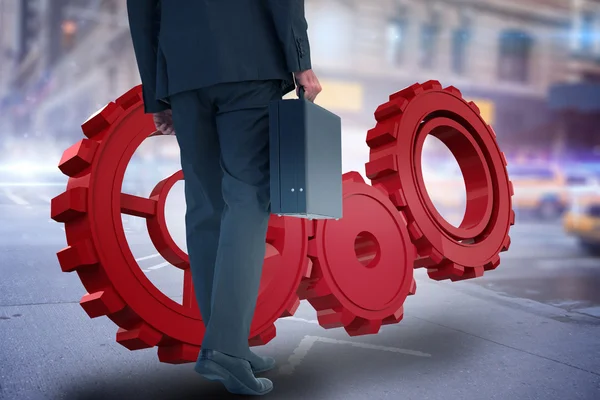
[277,335,319,376]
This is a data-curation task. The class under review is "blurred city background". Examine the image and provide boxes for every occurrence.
[1,0,600,251]
[1,1,600,399]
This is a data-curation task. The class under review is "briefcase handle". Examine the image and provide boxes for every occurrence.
[295,77,305,100]
[298,86,305,100]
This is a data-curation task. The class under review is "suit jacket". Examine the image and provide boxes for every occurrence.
[127,0,312,113]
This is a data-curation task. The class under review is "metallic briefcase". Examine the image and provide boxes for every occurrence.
[269,90,342,219]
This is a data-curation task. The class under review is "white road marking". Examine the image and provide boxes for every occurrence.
[38,194,52,203]
[3,189,29,205]
[315,337,432,357]
[277,334,432,375]
[281,316,319,324]
[537,258,600,269]
[277,335,319,375]
[147,261,170,270]
[135,253,160,262]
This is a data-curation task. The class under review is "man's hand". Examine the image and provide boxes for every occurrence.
[294,69,321,102]
[153,109,175,135]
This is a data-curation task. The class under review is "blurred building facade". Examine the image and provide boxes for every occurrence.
[0,0,137,150]
[1,0,599,160]
[305,0,600,160]
[549,0,600,163]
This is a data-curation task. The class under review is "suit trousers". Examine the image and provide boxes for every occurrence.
[168,80,283,361]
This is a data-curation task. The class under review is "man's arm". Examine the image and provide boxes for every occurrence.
[127,0,168,114]
[265,0,312,73]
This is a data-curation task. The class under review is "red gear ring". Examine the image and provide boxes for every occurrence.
[50,85,311,363]
[298,172,416,336]
[365,80,514,281]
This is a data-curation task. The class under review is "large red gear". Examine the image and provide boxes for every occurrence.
[365,80,514,281]
[298,172,416,336]
[50,86,311,363]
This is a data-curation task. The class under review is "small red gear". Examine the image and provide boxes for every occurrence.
[365,81,514,281]
[298,172,416,336]
[50,85,311,363]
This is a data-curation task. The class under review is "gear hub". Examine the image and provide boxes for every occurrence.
[298,172,416,336]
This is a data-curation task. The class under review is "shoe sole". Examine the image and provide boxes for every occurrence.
[195,359,273,396]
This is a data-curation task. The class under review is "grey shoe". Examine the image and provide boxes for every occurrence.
[195,349,273,396]
[248,351,276,374]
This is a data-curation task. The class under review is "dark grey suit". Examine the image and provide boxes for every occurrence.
[128,0,311,113]
[127,0,312,361]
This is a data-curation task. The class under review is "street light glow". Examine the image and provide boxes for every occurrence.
[61,20,77,35]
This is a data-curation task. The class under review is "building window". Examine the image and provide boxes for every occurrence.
[452,11,472,75]
[498,30,533,83]
[420,11,441,69]
[387,16,407,66]
[580,11,595,54]
[18,0,41,62]
[452,27,471,75]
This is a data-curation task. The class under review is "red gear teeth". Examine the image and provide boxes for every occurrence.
[50,85,311,363]
[366,80,514,281]
[58,139,99,177]
[298,172,416,336]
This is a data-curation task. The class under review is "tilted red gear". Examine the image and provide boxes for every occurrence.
[298,172,416,336]
[50,86,312,363]
[365,80,514,281]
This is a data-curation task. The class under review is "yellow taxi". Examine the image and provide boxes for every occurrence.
[508,164,569,219]
[563,177,600,255]
[420,161,568,222]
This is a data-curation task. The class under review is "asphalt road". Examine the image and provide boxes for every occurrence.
[0,183,599,400]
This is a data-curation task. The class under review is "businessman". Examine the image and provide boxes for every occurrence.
[127,0,321,396]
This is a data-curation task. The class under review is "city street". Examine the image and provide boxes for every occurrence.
[3,0,600,399]
[0,183,599,400]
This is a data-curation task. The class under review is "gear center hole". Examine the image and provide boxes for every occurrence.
[354,231,380,268]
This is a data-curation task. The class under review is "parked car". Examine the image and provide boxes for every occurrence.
[508,164,568,219]
[563,189,600,255]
